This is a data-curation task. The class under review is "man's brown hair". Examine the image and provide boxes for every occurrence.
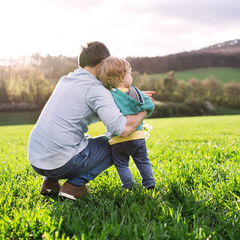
[79,41,110,68]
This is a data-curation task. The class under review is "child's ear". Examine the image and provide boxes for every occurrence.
[119,76,124,82]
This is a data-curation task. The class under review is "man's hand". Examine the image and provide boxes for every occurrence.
[142,91,156,102]
[121,111,147,137]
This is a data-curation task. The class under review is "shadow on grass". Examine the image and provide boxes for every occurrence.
[40,181,240,239]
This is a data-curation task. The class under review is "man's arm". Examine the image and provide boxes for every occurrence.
[120,111,147,137]
[88,85,148,138]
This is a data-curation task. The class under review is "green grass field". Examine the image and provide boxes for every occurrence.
[148,67,240,84]
[1,116,240,239]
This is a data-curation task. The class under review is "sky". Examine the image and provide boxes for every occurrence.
[1,0,240,60]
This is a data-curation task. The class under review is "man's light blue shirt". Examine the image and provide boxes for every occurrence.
[28,68,126,170]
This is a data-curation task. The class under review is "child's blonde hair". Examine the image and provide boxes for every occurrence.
[97,56,132,89]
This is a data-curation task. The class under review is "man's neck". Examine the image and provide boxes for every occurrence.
[84,66,97,77]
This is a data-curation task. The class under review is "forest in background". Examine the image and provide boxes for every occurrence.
[0,39,240,117]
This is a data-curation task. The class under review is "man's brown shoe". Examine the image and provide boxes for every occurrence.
[59,182,88,200]
[40,179,61,195]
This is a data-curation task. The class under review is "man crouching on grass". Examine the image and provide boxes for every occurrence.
[27,41,155,200]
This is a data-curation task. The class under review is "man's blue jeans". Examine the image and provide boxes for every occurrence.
[31,136,113,187]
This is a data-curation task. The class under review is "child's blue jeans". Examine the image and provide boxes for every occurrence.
[111,139,155,188]
[31,136,113,187]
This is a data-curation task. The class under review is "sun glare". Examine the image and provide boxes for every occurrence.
[1,0,66,59]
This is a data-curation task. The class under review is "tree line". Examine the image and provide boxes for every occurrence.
[0,53,240,115]
[0,66,52,110]
[4,46,240,78]
[0,54,78,110]
[134,71,240,117]
[127,51,240,74]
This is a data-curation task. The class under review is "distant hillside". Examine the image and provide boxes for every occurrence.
[146,67,240,84]
[127,39,240,74]
[199,39,240,54]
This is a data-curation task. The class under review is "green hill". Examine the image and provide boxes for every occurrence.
[148,67,240,84]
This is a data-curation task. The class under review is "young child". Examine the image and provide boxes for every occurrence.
[98,56,155,190]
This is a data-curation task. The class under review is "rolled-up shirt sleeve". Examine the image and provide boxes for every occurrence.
[86,83,127,137]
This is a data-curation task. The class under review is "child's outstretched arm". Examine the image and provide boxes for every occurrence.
[142,91,156,102]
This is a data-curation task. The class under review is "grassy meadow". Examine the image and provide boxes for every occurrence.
[1,116,240,239]
[147,67,240,84]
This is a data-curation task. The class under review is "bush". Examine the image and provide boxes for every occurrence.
[151,100,218,118]
[151,102,172,118]
[0,102,38,111]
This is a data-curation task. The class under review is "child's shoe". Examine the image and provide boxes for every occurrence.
[59,182,88,200]
[40,179,61,195]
